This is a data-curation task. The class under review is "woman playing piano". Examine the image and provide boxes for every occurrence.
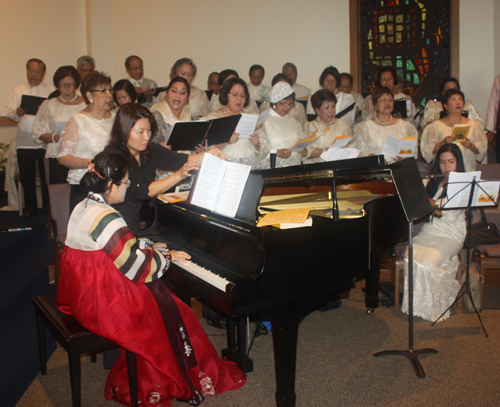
[402,144,466,322]
[57,151,245,406]
[106,103,225,234]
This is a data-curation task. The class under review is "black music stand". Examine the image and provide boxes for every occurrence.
[373,158,437,378]
[431,176,499,336]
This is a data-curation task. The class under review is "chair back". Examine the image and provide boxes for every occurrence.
[476,164,500,181]
[48,183,71,242]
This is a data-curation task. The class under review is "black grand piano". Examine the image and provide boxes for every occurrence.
[148,156,420,407]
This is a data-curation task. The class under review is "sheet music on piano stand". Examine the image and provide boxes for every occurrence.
[440,171,500,209]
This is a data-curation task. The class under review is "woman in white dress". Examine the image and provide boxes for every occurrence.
[421,89,487,172]
[362,66,417,123]
[32,65,86,184]
[259,74,307,130]
[348,86,418,164]
[402,143,466,321]
[421,77,482,130]
[306,66,356,128]
[260,82,306,168]
[303,89,352,164]
[199,77,268,168]
[151,76,192,144]
[58,71,115,212]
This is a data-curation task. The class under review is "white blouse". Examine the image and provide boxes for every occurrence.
[306,92,357,128]
[151,100,192,143]
[58,112,115,184]
[348,118,418,164]
[32,98,86,158]
[304,119,352,164]
[421,99,482,130]
[158,85,210,118]
[420,119,487,172]
[247,83,271,101]
[260,109,304,168]
[362,93,418,124]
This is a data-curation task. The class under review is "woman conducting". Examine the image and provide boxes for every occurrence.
[199,77,269,168]
[420,89,487,172]
[32,65,86,184]
[58,71,115,211]
[348,86,418,164]
[303,89,352,164]
[106,103,225,235]
[57,151,245,406]
[402,144,466,322]
[260,82,306,168]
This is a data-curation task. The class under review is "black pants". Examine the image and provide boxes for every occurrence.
[17,148,49,211]
[69,184,87,215]
[48,157,69,184]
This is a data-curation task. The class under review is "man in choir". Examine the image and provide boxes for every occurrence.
[247,64,271,101]
[485,73,500,163]
[207,72,221,95]
[339,72,364,123]
[76,55,95,80]
[125,55,158,107]
[6,58,55,216]
[282,62,310,99]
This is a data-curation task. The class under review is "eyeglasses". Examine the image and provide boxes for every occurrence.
[228,92,247,99]
[119,180,131,188]
[129,66,143,71]
[279,100,295,108]
[91,88,114,94]
[59,84,76,89]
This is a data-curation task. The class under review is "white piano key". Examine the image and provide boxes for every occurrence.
[172,259,229,292]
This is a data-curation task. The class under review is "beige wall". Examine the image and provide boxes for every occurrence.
[1,0,499,128]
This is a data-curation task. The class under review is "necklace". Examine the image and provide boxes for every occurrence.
[374,115,392,126]
[59,94,78,103]
[315,117,335,131]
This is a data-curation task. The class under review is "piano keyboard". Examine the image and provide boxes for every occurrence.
[172,259,230,292]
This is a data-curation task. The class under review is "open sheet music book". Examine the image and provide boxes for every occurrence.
[187,153,251,217]
[382,134,417,158]
[443,171,500,209]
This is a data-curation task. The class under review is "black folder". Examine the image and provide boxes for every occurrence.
[392,99,407,118]
[167,115,241,150]
[335,101,356,119]
[20,95,46,115]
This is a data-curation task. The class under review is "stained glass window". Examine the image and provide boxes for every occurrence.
[359,0,452,109]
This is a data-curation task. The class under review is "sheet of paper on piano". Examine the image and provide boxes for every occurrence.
[257,207,310,227]
[188,153,251,217]
[157,191,190,204]
[382,134,417,159]
[320,147,360,161]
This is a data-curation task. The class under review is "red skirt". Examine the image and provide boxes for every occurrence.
[57,247,245,406]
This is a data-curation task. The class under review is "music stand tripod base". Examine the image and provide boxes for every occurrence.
[374,348,438,378]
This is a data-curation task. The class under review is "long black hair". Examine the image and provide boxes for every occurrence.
[80,152,129,198]
[426,143,465,199]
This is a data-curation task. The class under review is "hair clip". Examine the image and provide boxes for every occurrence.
[87,162,104,179]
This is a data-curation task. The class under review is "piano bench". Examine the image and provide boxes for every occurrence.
[33,293,139,407]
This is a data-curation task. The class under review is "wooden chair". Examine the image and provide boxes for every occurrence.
[33,292,139,407]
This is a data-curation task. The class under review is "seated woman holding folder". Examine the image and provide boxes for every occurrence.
[57,151,245,406]
[259,82,306,168]
[402,144,466,322]
[347,86,418,164]
[361,66,417,123]
[305,66,356,128]
[303,89,352,164]
[421,76,482,130]
[199,77,269,168]
[106,103,225,234]
[420,89,487,172]
[151,76,193,144]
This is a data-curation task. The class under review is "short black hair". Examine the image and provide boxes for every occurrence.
[375,66,400,87]
[249,64,265,75]
[80,151,129,196]
[167,76,191,98]
[271,73,292,86]
[371,86,395,105]
[26,58,46,72]
[125,55,142,69]
[441,89,465,108]
[112,79,137,105]
[80,71,112,105]
[319,66,340,88]
[218,69,239,86]
[340,72,353,84]
[440,77,461,92]
[310,89,337,111]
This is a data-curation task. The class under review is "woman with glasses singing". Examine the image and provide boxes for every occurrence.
[32,66,86,184]
[58,71,116,212]
[199,77,269,168]
[260,82,307,168]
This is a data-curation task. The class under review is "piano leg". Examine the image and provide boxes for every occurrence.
[271,316,298,407]
[222,316,254,373]
[365,247,382,312]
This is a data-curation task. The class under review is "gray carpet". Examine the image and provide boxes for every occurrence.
[17,288,500,407]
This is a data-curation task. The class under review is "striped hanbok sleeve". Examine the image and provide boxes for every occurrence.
[89,209,169,283]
